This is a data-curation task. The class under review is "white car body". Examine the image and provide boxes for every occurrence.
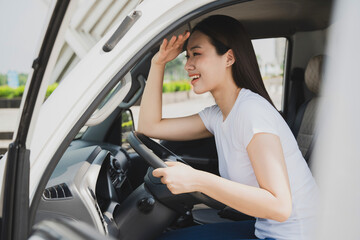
[0,0,360,239]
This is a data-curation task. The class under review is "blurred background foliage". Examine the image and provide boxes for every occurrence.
[0,72,59,99]
[0,51,192,99]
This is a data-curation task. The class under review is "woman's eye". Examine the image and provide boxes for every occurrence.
[185,53,200,59]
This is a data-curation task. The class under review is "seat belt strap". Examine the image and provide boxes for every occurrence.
[305,133,317,166]
[292,99,311,138]
[287,68,305,129]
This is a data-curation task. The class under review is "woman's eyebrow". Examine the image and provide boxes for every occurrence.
[190,45,201,51]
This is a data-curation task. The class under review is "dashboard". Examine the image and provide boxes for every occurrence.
[35,140,133,235]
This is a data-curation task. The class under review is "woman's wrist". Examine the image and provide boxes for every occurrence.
[151,61,166,68]
[148,59,166,83]
[151,55,167,67]
[193,170,212,193]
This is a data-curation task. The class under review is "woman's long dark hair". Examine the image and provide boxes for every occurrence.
[188,15,275,108]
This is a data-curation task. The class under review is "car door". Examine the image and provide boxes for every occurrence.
[0,1,79,239]
[312,0,360,238]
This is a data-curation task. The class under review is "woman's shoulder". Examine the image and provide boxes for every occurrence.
[237,89,273,112]
[199,104,222,122]
[233,89,281,128]
[202,104,221,115]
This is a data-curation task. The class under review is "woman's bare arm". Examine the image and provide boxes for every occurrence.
[153,133,292,222]
[138,33,212,141]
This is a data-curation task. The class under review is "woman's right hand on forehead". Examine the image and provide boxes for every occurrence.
[152,31,190,66]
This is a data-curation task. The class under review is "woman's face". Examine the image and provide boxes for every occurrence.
[185,31,229,94]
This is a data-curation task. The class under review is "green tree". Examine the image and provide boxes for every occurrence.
[164,53,188,81]
[46,83,58,97]
[0,74,7,85]
[18,73,28,86]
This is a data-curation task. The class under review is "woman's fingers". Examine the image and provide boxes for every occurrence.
[167,35,177,50]
[182,31,190,42]
[159,38,167,52]
[164,32,190,51]
[151,161,197,194]
[152,168,171,185]
[160,176,168,185]
[180,31,190,44]
[152,168,165,178]
[152,162,180,178]
[177,34,183,42]
[154,31,190,65]
[175,31,190,46]
[152,162,178,177]
[164,161,178,167]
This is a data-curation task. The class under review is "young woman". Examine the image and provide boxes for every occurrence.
[138,15,318,240]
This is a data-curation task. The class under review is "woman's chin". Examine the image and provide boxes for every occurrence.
[192,87,207,95]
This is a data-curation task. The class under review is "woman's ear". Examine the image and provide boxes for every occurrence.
[226,49,235,67]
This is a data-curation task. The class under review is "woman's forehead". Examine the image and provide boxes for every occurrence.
[187,31,211,51]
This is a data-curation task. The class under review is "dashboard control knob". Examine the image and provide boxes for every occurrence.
[137,197,155,213]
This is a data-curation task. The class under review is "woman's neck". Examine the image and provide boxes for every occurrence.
[211,78,241,121]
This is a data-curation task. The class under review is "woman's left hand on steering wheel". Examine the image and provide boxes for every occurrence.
[152,161,202,195]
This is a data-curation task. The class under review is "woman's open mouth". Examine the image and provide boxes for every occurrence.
[189,74,201,85]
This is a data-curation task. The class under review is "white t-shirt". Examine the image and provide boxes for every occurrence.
[198,88,318,240]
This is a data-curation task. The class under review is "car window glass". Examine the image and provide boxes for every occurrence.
[252,37,287,110]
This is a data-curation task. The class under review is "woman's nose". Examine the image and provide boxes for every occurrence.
[184,59,194,71]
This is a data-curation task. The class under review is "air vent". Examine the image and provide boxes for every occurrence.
[43,183,72,200]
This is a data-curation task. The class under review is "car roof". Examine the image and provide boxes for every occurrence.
[191,0,334,38]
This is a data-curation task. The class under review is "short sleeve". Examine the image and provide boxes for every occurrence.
[240,100,279,148]
[198,104,220,135]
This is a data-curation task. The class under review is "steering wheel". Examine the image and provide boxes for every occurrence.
[127,131,225,210]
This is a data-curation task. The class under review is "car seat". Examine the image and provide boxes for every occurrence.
[292,55,324,165]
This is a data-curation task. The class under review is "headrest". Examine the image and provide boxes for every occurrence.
[305,55,324,94]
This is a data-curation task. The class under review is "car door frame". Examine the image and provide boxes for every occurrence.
[0,1,75,239]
